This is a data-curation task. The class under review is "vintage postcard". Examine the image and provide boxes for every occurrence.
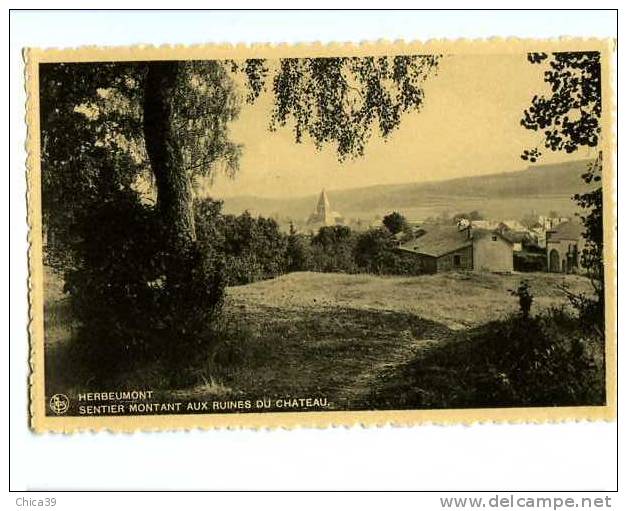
[26,39,616,432]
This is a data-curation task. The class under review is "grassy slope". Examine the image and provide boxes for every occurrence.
[208,271,592,407]
[227,271,592,330]
[44,269,594,410]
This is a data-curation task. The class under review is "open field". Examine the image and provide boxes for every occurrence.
[228,271,592,330]
[43,268,596,411]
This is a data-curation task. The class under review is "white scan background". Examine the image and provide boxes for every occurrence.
[7,8,619,492]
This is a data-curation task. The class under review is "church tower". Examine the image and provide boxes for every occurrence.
[315,189,334,226]
[307,189,341,227]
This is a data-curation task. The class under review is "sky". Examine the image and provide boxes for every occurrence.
[203,53,596,200]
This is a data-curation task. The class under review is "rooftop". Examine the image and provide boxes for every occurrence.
[398,225,472,258]
[548,220,585,241]
[398,225,515,258]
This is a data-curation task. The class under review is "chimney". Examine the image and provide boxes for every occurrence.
[457,218,471,239]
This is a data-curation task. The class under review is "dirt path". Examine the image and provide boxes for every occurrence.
[220,294,455,409]
[332,328,447,409]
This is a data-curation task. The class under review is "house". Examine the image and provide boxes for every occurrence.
[538,215,571,231]
[397,224,514,273]
[529,216,572,249]
[472,228,516,272]
[306,189,344,228]
[546,220,586,273]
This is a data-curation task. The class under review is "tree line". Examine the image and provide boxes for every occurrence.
[193,202,423,285]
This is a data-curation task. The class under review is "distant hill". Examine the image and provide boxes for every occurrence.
[219,159,596,223]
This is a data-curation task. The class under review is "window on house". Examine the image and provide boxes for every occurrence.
[453,255,461,267]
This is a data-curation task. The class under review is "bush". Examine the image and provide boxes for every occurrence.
[195,200,289,285]
[560,285,605,336]
[354,228,393,273]
[380,251,426,276]
[367,301,605,408]
[285,223,311,272]
[65,190,225,382]
[354,228,425,276]
[470,312,604,406]
[222,254,265,286]
[509,280,533,320]
[310,225,357,273]
[477,283,604,406]
[513,251,547,272]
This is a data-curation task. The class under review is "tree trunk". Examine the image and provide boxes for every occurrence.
[143,61,196,244]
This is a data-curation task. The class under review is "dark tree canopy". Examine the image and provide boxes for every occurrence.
[268,56,440,159]
[40,54,440,244]
[40,60,243,248]
[382,211,408,235]
[521,51,601,162]
[520,51,604,328]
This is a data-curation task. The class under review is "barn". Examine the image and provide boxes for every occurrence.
[397,225,514,273]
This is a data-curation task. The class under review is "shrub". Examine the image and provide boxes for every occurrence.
[310,225,357,273]
[64,190,225,382]
[354,228,394,273]
[480,288,604,407]
[354,228,425,276]
[380,251,426,276]
[368,307,604,409]
[195,201,289,285]
[223,254,265,286]
[560,284,605,337]
[472,311,604,406]
[513,251,547,272]
[285,223,311,272]
[509,280,533,320]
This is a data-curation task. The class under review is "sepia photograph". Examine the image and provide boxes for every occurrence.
[26,39,615,431]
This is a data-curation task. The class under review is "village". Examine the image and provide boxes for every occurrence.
[302,188,585,276]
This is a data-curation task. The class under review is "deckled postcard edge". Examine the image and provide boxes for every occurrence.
[25,38,617,433]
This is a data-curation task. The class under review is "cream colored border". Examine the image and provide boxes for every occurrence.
[26,38,617,433]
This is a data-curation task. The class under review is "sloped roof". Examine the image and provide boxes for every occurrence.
[497,230,529,244]
[398,225,472,257]
[548,220,585,241]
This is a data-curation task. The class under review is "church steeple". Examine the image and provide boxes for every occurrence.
[316,189,331,219]
[308,189,338,227]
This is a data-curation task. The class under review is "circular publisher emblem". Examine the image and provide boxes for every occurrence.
[49,394,69,415]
